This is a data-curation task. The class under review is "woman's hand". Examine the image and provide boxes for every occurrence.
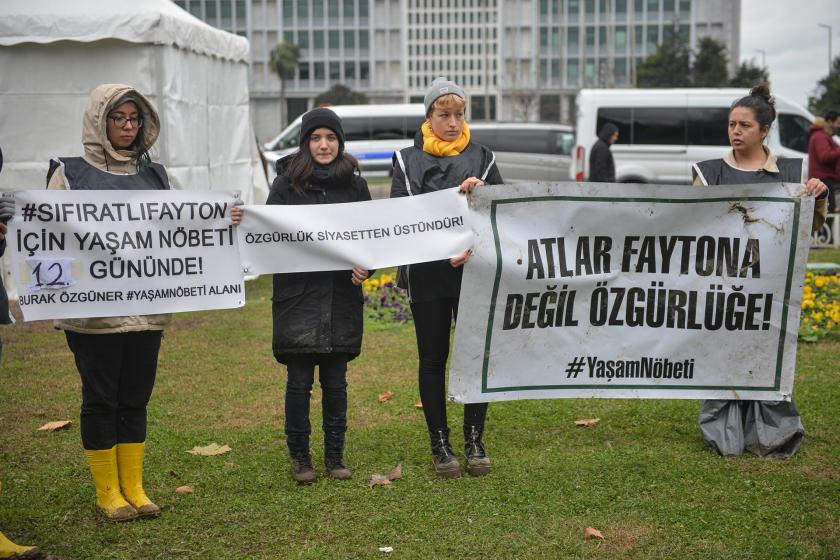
[459,177,485,193]
[449,249,472,268]
[805,178,828,198]
[351,266,369,286]
[231,206,243,225]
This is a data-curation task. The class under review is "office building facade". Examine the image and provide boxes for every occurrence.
[175,0,740,140]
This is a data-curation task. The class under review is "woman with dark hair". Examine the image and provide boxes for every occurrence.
[692,83,828,458]
[42,85,171,522]
[263,108,371,484]
[807,109,840,214]
[391,77,504,478]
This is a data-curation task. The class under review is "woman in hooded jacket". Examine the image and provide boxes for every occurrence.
[692,84,827,459]
[253,108,371,484]
[391,78,504,478]
[46,84,171,522]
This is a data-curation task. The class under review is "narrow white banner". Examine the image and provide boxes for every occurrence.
[449,182,814,403]
[7,190,245,321]
[238,188,472,274]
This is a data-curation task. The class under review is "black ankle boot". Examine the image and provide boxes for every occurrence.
[290,452,317,484]
[429,428,461,479]
[464,424,491,476]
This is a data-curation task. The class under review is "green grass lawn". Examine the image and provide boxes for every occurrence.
[1,259,839,559]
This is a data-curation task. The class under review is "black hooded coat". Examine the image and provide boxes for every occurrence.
[588,123,618,183]
[267,155,372,363]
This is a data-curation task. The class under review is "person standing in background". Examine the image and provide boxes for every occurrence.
[588,122,619,183]
[807,110,840,214]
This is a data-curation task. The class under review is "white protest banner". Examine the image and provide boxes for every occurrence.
[7,190,245,321]
[237,188,472,274]
[449,182,814,403]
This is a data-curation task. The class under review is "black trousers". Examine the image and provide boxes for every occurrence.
[410,297,488,433]
[824,178,838,214]
[284,353,348,457]
[65,330,162,450]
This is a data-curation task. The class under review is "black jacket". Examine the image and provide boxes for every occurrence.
[268,160,371,363]
[390,130,503,302]
[0,238,10,325]
[588,123,617,183]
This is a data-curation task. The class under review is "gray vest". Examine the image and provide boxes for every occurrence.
[47,157,169,191]
[694,157,801,186]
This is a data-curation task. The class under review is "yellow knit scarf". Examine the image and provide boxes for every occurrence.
[421,121,471,157]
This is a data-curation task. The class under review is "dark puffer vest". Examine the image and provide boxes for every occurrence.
[268,161,371,363]
[390,130,503,302]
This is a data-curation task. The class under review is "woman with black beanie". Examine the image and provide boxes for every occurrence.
[263,108,371,484]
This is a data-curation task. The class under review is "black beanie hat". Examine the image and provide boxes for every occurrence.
[299,107,345,152]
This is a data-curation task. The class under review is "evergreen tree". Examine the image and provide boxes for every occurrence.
[269,41,301,128]
[729,60,770,88]
[808,56,840,117]
[692,37,729,86]
[314,84,369,106]
[636,31,691,87]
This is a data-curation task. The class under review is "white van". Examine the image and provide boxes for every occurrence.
[469,122,574,182]
[571,88,815,183]
[263,104,425,180]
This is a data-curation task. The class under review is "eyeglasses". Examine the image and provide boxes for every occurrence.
[107,115,144,128]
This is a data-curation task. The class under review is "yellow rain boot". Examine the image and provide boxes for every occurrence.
[116,443,160,519]
[0,531,41,559]
[0,483,42,559]
[84,447,138,522]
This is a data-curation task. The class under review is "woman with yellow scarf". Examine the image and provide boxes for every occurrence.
[391,77,503,478]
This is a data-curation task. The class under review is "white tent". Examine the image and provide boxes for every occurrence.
[0,0,269,203]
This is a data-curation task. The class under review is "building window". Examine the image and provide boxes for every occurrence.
[299,61,310,80]
[359,0,368,17]
[568,27,579,49]
[585,0,596,14]
[646,26,658,50]
[540,28,549,49]
[314,30,324,49]
[647,0,658,14]
[616,0,627,13]
[599,26,607,48]
[329,61,340,80]
[345,61,356,79]
[344,0,355,17]
[586,27,595,47]
[298,0,308,19]
[313,0,324,19]
[615,26,627,48]
[359,30,369,49]
[540,95,561,122]
[359,61,369,80]
[314,62,325,79]
[329,30,340,49]
[284,30,294,44]
[567,59,580,83]
[540,0,549,15]
[298,31,309,49]
[328,0,339,18]
[540,59,549,81]
[344,30,355,49]
[679,0,690,13]
[569,0,580,15]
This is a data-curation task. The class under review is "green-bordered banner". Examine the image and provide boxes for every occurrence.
[448,182,814,403]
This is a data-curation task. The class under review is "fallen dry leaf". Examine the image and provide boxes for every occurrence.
[37,420,72,432]
[169,469,179,477]
[175,485,194,495]
[368,474,392,488]
[574,418,601,427]
[584,527,604,540]
[414,400,423,409]
[369,463,402,487]
[378,390,394,403]
[388,463,403,481]
[186,443,232,456]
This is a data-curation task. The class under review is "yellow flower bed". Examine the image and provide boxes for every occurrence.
[800,272,840,341]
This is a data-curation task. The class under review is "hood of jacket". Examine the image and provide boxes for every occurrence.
[809,117,835,136]
[598,122,619,142]
[82,84,160,172]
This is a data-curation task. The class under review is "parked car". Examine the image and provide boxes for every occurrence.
[469,122,574,182]
[572,88,815,183]
[263,104,425,181]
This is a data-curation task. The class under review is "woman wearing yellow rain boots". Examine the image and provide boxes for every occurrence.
[46,84,171,521]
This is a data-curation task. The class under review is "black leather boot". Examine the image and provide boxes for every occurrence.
[464,424,491,476]
[288,435,316,484]
[429,428,461,478]
[290,452,317,484]
[324,430,352,480]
